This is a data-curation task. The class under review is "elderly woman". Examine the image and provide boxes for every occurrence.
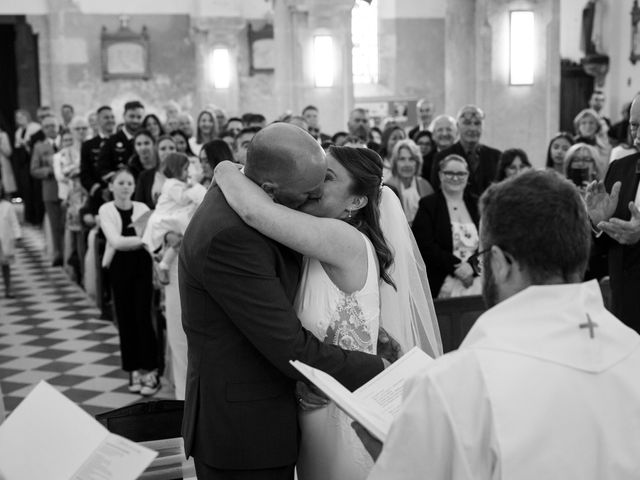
[563,142,601,191]
[385,139,434,224]
[412,154,481,298]
[573,108,610,173]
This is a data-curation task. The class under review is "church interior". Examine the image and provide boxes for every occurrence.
[0,0,639,477]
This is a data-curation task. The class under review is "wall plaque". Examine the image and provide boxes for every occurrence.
[101,16,150,81]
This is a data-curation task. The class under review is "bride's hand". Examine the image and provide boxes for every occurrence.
[296,381,329,411]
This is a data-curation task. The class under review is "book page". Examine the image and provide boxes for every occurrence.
[0,381,107,479]
[355,347,434,417]
[0,381,157,480]
[71,434,157,480]
[290,347,434,442]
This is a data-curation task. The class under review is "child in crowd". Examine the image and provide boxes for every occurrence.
[0,184,21,298]
[142,153,206,284]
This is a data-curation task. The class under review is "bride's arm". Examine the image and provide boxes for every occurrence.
[214,161,365,269]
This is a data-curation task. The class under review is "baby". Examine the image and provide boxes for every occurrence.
[142,153,206,284]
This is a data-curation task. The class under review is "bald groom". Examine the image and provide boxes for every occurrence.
[179,123,386,480]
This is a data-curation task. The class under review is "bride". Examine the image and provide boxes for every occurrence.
[215,145,441,480]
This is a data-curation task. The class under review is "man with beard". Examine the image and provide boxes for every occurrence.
[355,170,640,479]
[97,100,144,182]
[347,108,371,143]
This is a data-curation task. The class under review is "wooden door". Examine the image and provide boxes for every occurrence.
[559,59,594,134]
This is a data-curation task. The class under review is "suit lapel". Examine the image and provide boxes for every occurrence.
[614,156,640,221]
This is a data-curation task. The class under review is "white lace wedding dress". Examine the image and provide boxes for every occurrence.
[294,232,380,480]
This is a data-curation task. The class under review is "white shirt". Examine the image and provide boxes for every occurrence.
[368,281,640,480]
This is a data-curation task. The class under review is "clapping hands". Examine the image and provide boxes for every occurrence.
[598,201,640,245]
[585,180,620,226]
[585,180,640,245]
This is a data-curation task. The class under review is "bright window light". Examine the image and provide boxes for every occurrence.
[314,35,334,87]
[210,48,230,89]
[352,0,378,84]
[510,11,534,85]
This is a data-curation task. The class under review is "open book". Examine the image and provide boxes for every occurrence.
[290,346,434,442]
[0,381,157,480]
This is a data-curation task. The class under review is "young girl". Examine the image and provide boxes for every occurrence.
[0,183,21,298]
[142,153,206,284]
[98,167,160,396]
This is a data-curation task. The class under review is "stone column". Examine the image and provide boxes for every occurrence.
[444,0,477,116]
[274,0,355,134]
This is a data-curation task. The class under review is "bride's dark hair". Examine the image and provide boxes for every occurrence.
[328,146,395,288]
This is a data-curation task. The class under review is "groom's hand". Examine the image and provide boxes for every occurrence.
[351,422,383,461]
[295,381,328,411]
[377,327,402,364]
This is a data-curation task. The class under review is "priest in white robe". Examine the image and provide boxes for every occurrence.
[360,170,640,480]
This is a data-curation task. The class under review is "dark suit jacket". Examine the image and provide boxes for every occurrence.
[430,141,502,198]
[411,190,480,296]
[80,135,108,193]
[134,168,157,209]
[179,186,384,470]
[30,140,58,202]
[598,152,640,332]
[97,130,133,181]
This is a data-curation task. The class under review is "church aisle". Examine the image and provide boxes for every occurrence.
[0,224,173,416]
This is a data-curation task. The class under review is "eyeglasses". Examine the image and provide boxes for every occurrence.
[468,246,492,276]
[441,170,468,180]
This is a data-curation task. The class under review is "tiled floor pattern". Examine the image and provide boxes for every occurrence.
[0,223,174,417]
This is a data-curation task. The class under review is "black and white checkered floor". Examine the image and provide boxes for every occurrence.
[0,223,173,417]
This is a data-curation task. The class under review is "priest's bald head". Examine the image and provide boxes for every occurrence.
[244,122,327,209]
[479,171,590,307]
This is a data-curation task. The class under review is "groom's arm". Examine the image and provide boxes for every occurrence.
[204,225,384,391]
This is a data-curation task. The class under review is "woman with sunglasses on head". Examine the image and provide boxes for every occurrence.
[412,154,481,298]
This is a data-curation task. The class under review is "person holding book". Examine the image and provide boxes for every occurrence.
[354,170,640,479]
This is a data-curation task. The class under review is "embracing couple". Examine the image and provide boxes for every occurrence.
[179,123,441,480]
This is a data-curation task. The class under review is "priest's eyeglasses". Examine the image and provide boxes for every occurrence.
[468,246,494,276]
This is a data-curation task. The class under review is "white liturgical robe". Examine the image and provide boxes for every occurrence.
[368,280,640,480]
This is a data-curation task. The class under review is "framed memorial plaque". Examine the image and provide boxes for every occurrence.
[101,18,150,81]
[248,22,274,75]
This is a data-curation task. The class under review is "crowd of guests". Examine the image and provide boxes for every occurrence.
[0,87,636,399]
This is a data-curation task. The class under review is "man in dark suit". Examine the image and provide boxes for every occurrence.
[30,114,64,266]
[586,95,640,333]
[430,105,501,197]
[408,98,434,140]
[80,105,115,198]
[97,100,144,182]
[179,124,388,479]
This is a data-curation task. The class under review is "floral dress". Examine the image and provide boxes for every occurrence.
[294,233,379,480]
[438,221,482,298]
